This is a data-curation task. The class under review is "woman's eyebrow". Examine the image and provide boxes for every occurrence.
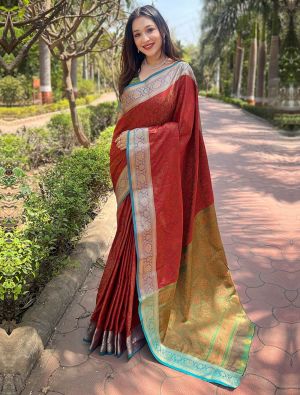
[133,24,155,33]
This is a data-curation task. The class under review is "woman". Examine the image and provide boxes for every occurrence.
[83,5,255,389]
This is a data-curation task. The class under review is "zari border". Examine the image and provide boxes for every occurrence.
[126,128,242,389]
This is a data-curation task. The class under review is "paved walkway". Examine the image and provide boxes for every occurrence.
[0,92,117,134]
[21,97,300,395]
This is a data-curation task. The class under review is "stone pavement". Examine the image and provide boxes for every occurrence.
[0,92,116,134]
[21,97,300,395]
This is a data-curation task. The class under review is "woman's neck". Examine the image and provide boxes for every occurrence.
[145,52,166,66]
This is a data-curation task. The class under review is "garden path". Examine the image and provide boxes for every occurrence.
[21,97,300,395]
[0,92,117,134]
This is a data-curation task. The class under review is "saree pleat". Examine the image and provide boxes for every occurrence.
[83,194,146,357]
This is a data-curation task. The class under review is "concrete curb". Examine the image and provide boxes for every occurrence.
[0,193,117,395]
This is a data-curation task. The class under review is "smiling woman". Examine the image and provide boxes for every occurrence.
[83,5,255,389]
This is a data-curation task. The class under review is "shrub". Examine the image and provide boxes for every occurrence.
[21,127,54,168]
[77,79,95,97]
[274,114,300,131]
[0,227,40,301]
[0,125,114,310]
[0,75,27,106]
[21,126,113,296]
[47,107,92,151]
[0,134,29,168]
[88,101,118,140]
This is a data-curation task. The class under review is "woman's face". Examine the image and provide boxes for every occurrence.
[132,16,163,58]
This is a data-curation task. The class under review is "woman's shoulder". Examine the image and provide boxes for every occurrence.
[176,60,196,79]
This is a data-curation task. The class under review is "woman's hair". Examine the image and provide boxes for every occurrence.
[118,5,180,96]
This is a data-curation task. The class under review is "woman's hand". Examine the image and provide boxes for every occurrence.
[115,130,128,150]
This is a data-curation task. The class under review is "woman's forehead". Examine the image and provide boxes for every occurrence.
[132,16,156,32]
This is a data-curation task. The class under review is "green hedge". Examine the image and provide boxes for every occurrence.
[0,94,98,119]
[274,114,300,131]
[0,126,114,304]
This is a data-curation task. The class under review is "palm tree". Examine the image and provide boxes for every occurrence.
[39,38,52,104]
[246,19,257,104]
[268,0,281,104]
[38,0,53,104]
[232,30,245,98]
[256,7,268,105]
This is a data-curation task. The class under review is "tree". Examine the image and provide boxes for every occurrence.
[30,0,126,147]
[246,19,257,103]
[0,0,65,73]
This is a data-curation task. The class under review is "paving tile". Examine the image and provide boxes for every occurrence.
[249,327,265,353]
[246,284,289,308]
[238,255,274,273]
[231,244,252,258]
[258,323,298,354]
[235,282,251,304]
[52,327,90,367]
[48,358,111,395]
[225,251,241,271]
[84,266,104,290]
[104,358,166,395]
[292,293,300,307]
[246,346,294,388]
[79,288,97,312]
[89,346,142,374]
[250,246,284,261]
[216,374,276,395]
[55,303,86,334]
[242,298,278,330]
[270,259,300,273]
[139,345,187,378]
[273,306,300,324]
[161,375,218,395]
[283,242,300,262]
[276,390,300,395]
[260,271,300,291]
[285,291,298,302]
[231,268,264,288]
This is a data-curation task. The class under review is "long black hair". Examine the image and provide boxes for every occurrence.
[118,5,180,96]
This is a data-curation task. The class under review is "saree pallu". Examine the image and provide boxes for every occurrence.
[84,61,255,388]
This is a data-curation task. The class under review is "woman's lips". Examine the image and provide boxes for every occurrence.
[142,43,154,50]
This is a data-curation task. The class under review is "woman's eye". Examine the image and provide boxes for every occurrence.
[134,34,140,38]
[147,28,154,33]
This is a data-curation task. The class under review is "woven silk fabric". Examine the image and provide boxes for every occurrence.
[110,61,255,388]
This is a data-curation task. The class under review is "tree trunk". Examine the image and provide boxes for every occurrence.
[62,59,90,147]
[268,0,280,105]
[89,60,95,80]
[97,68,101,92]
[71,58,78,98]
[82,54,89,80]
[256,16,267,105]
[39,0,52,104]
[246,21,257,104]
[268,36,280,104]
[232,33,244,98]
[215,58,220,94]
[39,38,52,103]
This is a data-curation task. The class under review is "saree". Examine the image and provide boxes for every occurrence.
[84,61,255,388]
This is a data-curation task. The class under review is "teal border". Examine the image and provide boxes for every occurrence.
[125,61,182,90]
[126,129,242,389]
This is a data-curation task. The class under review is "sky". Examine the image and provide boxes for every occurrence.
[137,0,203,45]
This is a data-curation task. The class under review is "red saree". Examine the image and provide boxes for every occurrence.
[84,61,255,388]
